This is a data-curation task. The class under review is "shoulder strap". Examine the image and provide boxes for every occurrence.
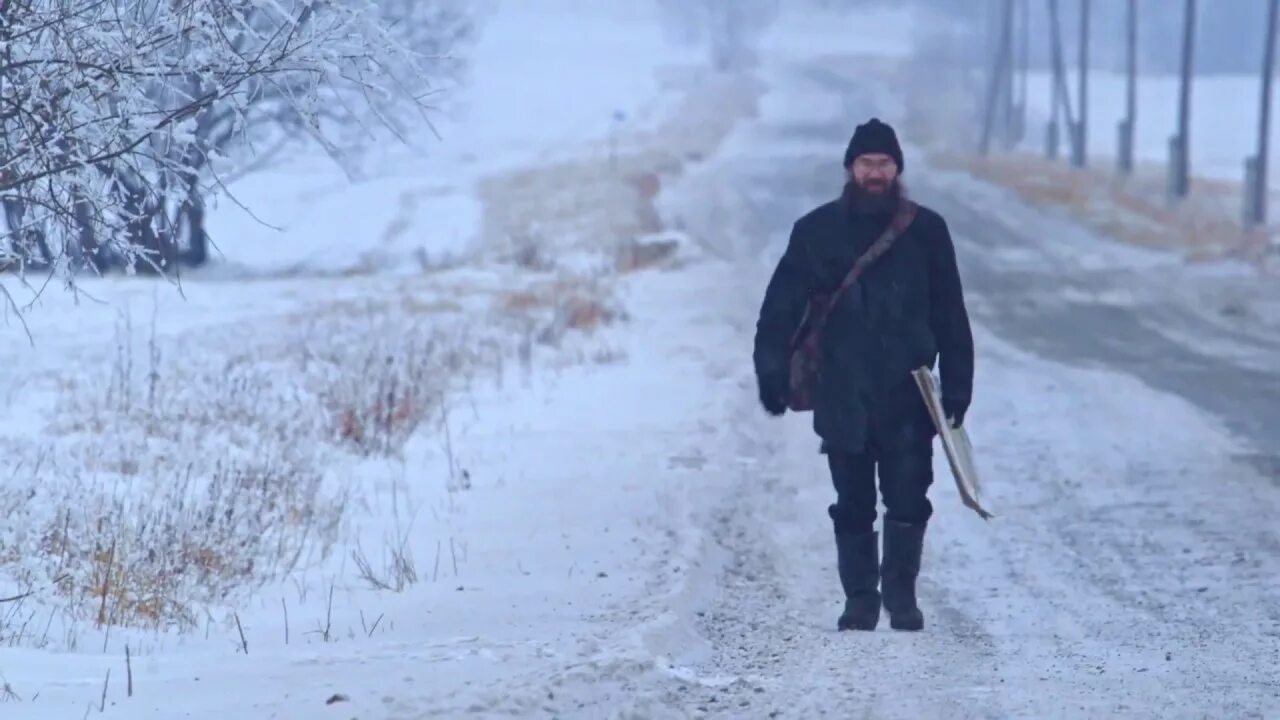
[822,199,917,314]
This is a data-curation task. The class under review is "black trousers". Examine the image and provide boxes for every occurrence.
[827,443,934,535]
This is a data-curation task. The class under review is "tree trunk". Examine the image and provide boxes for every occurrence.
[72,187,102,272]
[2,198,52,268]
[178,186,210,267]
[117,178,175,275]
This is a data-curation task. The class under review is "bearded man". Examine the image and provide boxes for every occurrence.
[752,118,975,632]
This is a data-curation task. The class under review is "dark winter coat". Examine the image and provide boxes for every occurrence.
[752,191,974,454]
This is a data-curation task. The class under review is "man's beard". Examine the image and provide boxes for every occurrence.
[842,178,901,215]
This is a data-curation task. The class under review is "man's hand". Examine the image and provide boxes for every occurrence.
[942,395,969,428]
[757,373,789,417]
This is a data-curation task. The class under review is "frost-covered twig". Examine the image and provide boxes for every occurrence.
[0,589,32,604]
[0,282,31,345]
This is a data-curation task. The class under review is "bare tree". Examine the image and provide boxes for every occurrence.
[0,0,466,287]
[656,0,779,72]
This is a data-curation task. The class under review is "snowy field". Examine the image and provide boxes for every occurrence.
[200,0,701,277]
[2,1,1279,718]
[0,0,734,715]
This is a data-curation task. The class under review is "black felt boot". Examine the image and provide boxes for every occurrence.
[881,520,926,631]
[833,529,881,631]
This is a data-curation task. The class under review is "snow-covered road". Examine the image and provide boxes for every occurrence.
[625,56,1280,719]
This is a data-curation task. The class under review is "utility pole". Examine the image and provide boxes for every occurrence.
[1118,0,1137,175]
[1016,0,1030,143]
[980,0,1015,155]
[1048,0,1060,158]
[1248,0,1279,226]
[1169,0,1196,202]
[980,0,997,150]
[1002,0,1016,146]
[1073,0,1090,167]
[1047,0,1076,160]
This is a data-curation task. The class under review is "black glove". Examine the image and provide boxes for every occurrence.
[757,373,788,417]
[942,395,969,428]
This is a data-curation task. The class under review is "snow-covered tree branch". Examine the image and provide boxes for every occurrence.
[0,0,470,282]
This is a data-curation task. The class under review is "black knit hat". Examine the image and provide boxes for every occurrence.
[843,117,904,172]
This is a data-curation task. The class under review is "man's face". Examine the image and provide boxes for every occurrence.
[849,153,898,193]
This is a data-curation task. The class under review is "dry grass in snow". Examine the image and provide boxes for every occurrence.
[0,259,643,643]
[0,293,511,638]
[934,151,1271,264]
[0,62,748,651]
